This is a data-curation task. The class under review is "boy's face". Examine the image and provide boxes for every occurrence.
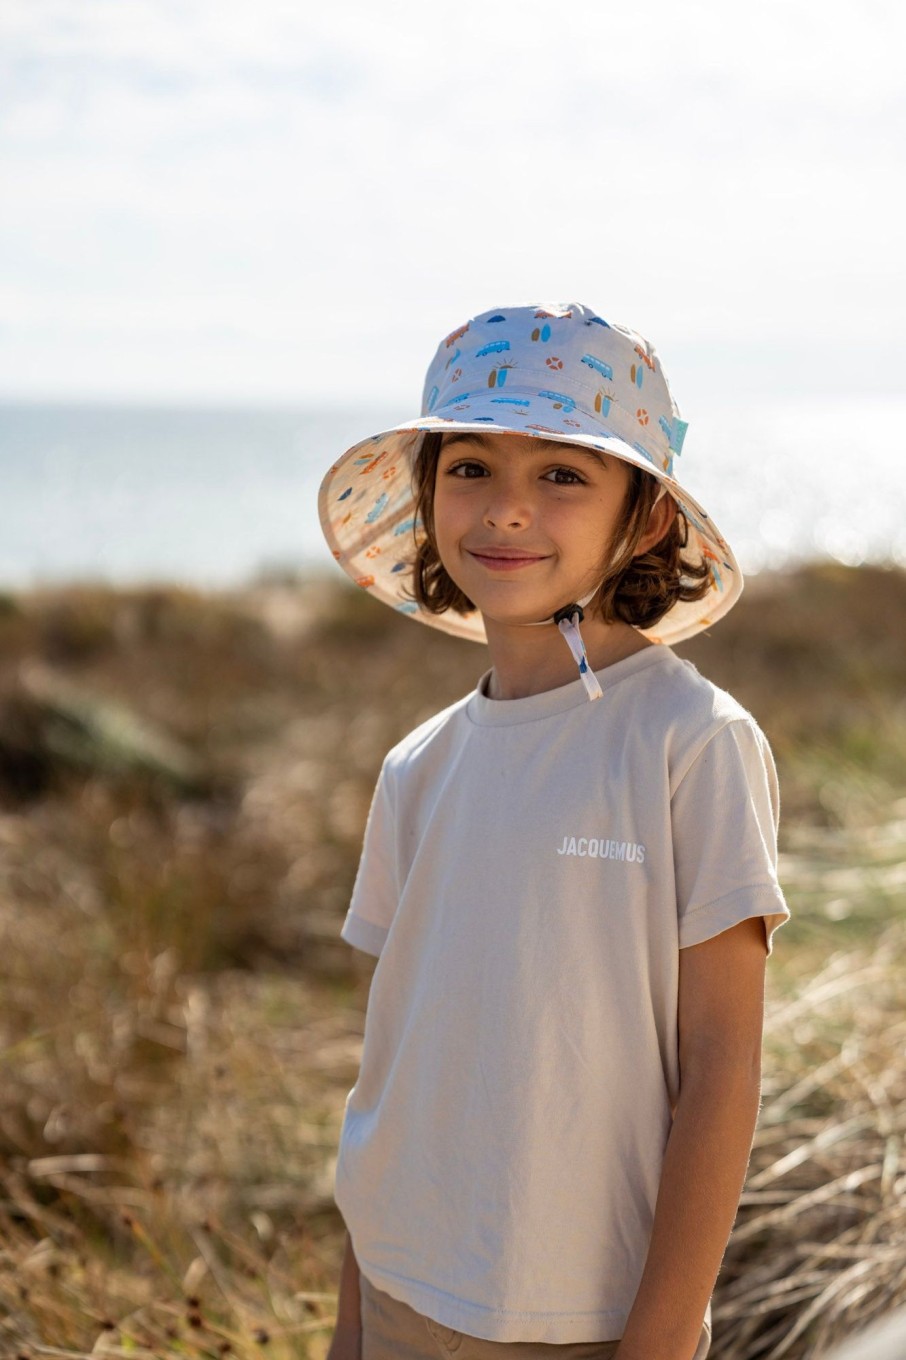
[432,430,633,628]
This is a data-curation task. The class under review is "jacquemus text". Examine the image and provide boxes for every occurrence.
[556,836,646,862]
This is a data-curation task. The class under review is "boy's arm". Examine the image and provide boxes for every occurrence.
[615,914,767,1360]
[327,1227,363,1359]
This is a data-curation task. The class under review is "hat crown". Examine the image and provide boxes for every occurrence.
[420,302,687,473]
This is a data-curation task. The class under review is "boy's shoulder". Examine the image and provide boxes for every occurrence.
[648,647,773,775]
[380,686,474,777]
[653,648,759,731]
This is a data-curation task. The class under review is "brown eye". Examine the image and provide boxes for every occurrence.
[544,467,585,485]
[448,461,487,478]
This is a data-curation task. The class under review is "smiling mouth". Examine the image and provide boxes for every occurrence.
[467,549,549,570]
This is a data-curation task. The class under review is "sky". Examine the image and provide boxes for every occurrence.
[1,0,904,409]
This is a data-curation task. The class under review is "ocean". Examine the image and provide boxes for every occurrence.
[2,397,904,592]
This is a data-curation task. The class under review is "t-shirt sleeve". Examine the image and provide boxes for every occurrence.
[339,763,399,958]
[672,717,790,955]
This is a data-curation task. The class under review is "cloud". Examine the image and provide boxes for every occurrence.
[0,0,903,401]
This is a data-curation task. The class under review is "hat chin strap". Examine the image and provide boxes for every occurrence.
[519,486,668,702]
[521,584,605,702]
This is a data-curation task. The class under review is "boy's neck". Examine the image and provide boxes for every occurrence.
[482,614,654,701]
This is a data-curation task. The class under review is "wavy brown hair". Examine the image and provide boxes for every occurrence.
[405,431,712,629]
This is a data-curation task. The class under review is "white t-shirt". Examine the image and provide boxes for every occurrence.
[334,645,789,1348]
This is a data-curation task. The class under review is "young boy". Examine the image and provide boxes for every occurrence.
[319,302,790,1360]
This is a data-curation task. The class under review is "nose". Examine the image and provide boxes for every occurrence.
[482,477,532,530]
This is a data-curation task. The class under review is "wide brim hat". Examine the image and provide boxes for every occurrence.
[319,302,742,646]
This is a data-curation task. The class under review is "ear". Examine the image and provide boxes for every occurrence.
[635,490,677,557]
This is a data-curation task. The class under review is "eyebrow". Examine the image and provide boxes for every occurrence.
[440,430,607,467]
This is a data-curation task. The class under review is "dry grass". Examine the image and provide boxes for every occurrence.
[718,919,906,1357]
[0,964,362,1356]
[0,564,904,1357]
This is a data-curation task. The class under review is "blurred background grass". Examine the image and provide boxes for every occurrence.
[0,562,904,1357]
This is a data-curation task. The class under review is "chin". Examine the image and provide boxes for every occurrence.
[478,600,558,630]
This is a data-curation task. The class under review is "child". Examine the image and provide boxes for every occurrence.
[319,302,789,1360]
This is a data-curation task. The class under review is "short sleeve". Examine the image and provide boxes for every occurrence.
[340,764,399,958]
[672,718,790,955]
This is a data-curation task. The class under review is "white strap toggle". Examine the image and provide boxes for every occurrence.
[557,611,603,702]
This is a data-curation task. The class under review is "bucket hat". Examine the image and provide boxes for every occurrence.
[319,301,741,665]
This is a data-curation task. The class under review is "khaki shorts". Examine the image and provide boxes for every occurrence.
[359,1272,621,1360]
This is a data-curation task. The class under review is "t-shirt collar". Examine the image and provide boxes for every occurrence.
[467,645,675,727]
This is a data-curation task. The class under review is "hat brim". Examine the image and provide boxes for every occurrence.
[318,398,742,646]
